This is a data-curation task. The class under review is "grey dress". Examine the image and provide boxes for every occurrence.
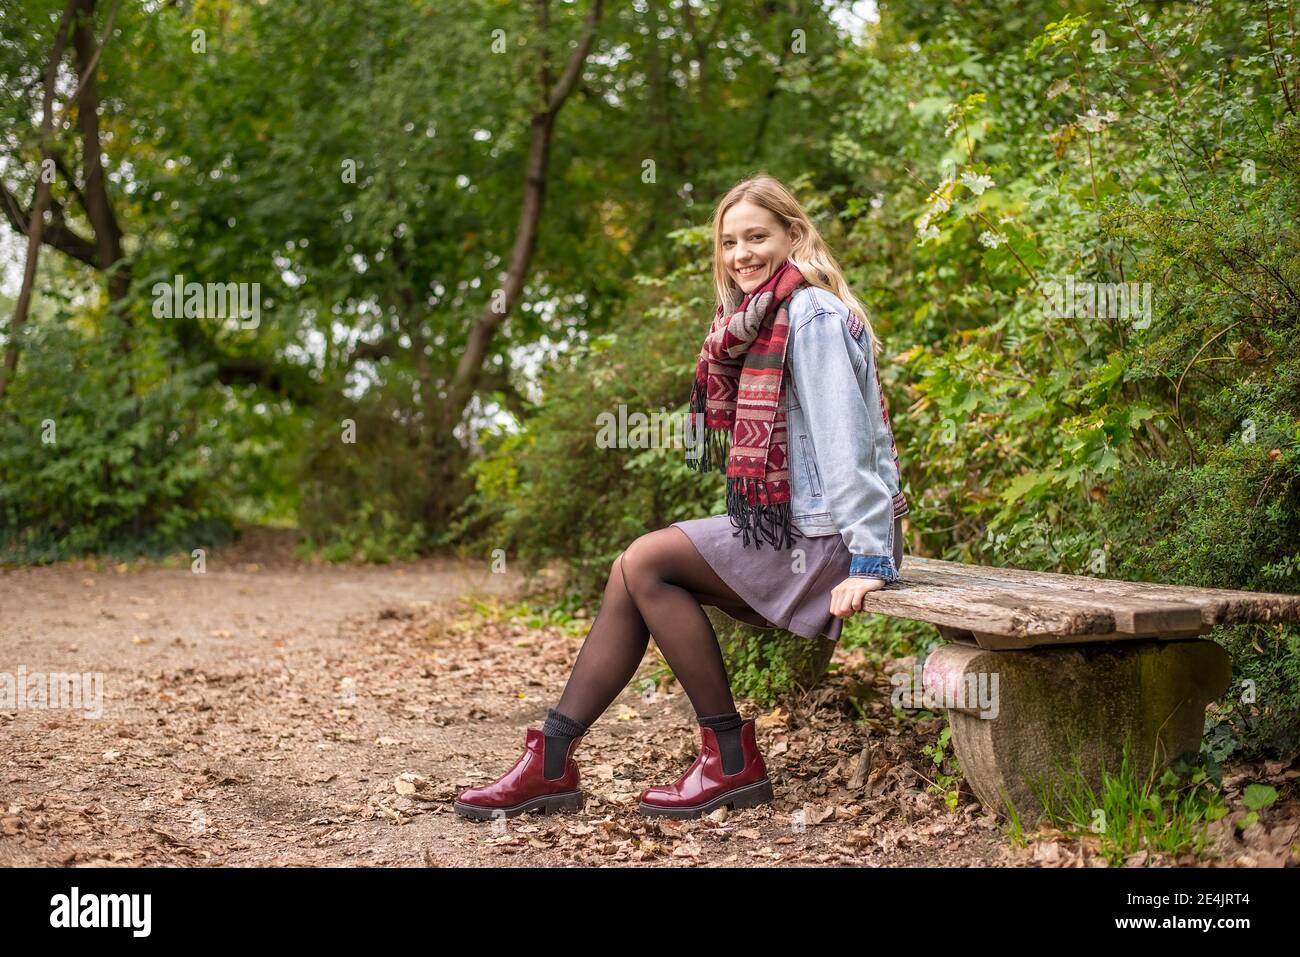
[671,514,905,642]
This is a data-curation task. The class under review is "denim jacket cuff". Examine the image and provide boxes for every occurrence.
[849,553,899,583]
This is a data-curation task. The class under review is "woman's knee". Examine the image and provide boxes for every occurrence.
[607,550,628,591]
[619,532,664,600]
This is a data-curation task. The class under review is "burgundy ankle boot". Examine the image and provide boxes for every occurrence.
[454,728,584,820]
[638,717,773,819]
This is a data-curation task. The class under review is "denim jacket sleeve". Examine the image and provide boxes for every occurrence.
[787,292,900,583]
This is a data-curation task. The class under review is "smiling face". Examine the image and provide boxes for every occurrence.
[720,200,800,295]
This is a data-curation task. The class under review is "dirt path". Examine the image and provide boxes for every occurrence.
[1,535,1289,867]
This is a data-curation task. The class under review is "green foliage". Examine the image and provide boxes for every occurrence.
[1004,799,1028,849]
[0,306,234,562]
[1028,742,1231,866]
[460,594,593,640]
[453,265,724,594]
[920,724,964,812]
[838,613,942,669]
[295,502,425,564]
[715,626,829,704]
[292,391,439,557]
[1203,623,1300,761]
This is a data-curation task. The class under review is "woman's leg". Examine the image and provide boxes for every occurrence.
[544,526,758,779]
[551,550,653,729]
[552,526,755,724]
[617,526,750,717]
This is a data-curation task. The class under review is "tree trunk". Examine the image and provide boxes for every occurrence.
[437,0,604,440]
[0,0,78,404]
[0,0,125,403]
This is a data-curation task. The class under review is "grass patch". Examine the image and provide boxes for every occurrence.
[1010,739,1233,865]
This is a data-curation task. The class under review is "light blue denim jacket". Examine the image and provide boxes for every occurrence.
[784,285,910,582]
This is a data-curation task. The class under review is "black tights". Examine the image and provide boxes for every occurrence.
[553,526,759,727]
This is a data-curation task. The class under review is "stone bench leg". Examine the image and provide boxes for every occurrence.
[921,638,1232,825]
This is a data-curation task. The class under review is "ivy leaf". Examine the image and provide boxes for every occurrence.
[1241,783,1277,811]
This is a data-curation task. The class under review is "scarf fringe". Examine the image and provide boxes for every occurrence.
[686,373,731,473]
[689,372,802,550]
[726,476,804,550]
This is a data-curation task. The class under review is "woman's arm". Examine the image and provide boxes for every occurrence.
[787,300,900,584]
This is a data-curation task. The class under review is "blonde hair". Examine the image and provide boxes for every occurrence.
[710,173,881,358]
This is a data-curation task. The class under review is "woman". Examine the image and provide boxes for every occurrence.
[454,173,909,821]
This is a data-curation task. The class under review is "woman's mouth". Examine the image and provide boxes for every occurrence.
[736,263,764,279]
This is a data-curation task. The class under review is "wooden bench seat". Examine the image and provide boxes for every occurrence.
[861,556,1300,649]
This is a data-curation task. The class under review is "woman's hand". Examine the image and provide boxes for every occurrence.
[829,576,888,618]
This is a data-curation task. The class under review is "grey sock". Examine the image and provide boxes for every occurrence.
[698,711,745,775]
[541,708,588,780]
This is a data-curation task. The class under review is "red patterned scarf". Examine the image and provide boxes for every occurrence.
[687,258,810,550]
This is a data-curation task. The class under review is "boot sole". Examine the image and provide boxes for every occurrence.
[453,789,584,821]
[638,777,774,819]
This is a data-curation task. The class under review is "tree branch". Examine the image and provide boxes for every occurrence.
[0,179,99,266]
